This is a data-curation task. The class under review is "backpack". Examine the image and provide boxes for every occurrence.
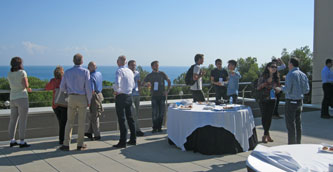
[185,64,196,86]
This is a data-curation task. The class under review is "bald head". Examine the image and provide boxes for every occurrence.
[73,53,83,65]
[117,55,126,66]
[88,61,97,72]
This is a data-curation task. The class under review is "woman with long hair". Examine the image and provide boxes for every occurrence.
[45,66,67,145]
[257,62,281,143]
[7,57,32,148]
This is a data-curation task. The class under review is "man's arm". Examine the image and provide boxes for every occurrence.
[85,72,92,105]
[113,69,121,95]
[303,74,310,94]
[282,73,292,94]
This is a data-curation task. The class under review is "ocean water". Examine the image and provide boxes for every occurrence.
[0,66,188,84]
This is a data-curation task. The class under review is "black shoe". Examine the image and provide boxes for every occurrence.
[152,129,158,133]
[157,128,163,132]
[93,136,101,140]
[321,115,331,119]
[85,133,93,139]
[59,145,70,151]
[19,142,30,148]
[126,140,136,145]
[10,142,18,147]
[113,143,126,148]
[59,140,64,145]
[77,144,88,151]
[136,131,144,137]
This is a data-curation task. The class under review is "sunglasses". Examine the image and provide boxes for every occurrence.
[270,66,277,69]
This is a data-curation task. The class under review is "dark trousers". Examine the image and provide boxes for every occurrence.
[285,99,303,144]
[227,94,238,104]
[53,106,68,143]
[115,94,136,143]
[321,83,333,116]
[273,93,281,116]
[192,90,205,102]
[259,100,276,135]
[215,86,227,102]
[151,96,165,130]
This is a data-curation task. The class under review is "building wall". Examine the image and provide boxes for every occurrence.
[312,0,333,104]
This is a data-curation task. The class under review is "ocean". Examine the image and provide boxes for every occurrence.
[0,66,188,84]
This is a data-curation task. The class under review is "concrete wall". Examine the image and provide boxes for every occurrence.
[312,0,333,104]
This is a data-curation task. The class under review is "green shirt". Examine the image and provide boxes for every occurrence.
[7,70,29,100]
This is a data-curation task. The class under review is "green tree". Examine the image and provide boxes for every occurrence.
[237,57,260,82]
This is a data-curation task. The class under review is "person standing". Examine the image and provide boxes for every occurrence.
[59,53,92,151]
[226,60,241,103]
[271,58,286,119]
[128,60,144,136]
[257,62,281,143]
[282,57,310,144]
[113,55,136,148]
[143,61,171,133]
[45,66,67,145]
[7,57,32,148]
[85,62,104,140]
[210,59,228,104]
[320,59,333,119]
[190,54,205,102]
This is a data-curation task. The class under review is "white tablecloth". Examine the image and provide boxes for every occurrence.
[167,103,256,151]
[247,144,333,172]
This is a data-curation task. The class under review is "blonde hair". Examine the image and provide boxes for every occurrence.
[54,66,64,79]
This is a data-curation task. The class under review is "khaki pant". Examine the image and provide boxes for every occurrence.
[87,93,104,137]
[9,98,29,140]
[131,95,141,132]
[63,95,87,147]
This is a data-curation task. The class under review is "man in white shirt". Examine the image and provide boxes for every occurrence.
[113,55,136,148]
[190,54,205,102]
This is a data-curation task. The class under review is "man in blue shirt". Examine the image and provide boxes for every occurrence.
[59,53,92,151]
[226,60,241,103]
[85,61,104,140]
[282,57,310,144]
[321,59,333,119]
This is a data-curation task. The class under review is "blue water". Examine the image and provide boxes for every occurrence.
[0,66,187,84]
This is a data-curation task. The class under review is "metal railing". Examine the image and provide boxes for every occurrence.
[0,80,323,109]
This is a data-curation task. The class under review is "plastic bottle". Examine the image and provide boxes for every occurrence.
[270,89,276,99]
[229,96,233,104]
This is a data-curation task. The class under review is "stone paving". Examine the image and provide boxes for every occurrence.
[0,110,332,172]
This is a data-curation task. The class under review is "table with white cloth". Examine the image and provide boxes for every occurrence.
[247,144,333,172]
[167,103,258,155]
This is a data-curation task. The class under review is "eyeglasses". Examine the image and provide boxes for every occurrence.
[270,66,277,69]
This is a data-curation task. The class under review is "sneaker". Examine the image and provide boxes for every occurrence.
[19,142,31,148]
[59,145,70,151]
[136,131,144,137]
[10,142,18,147]
[77,144,88,151]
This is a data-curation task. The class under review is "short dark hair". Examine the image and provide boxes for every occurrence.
[215,59,222,64]
[73,53,83,65]
[10,57,23,72]
[289,57,300,67]
[151,60,158,67]
[326,59,332,65]
[128,60,136,66]
[271,58,278,63]
[194,54,204,63]
[228,60,237,67]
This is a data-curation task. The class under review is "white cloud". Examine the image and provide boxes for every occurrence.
[22,41,47,54]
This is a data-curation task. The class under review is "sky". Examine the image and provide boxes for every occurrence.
[0,0,314,67]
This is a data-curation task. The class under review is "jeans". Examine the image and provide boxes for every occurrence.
[151,96,166,130]
[259,100,276,135]
[116,94,136,143]
[191,90,205,102]
[285,99,303,144]
[53,106,68,143]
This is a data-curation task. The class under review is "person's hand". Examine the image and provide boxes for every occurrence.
[275,87,282,94]
[27,88,32,92]
[113,91,118,96]
[216,82,223,86]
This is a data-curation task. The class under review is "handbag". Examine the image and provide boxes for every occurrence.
[54,88,68,107]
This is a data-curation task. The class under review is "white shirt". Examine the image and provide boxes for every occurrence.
[190,65,202,90]
[113,66,135,95]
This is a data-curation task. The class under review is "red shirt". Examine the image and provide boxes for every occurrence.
[45,78,62,109]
